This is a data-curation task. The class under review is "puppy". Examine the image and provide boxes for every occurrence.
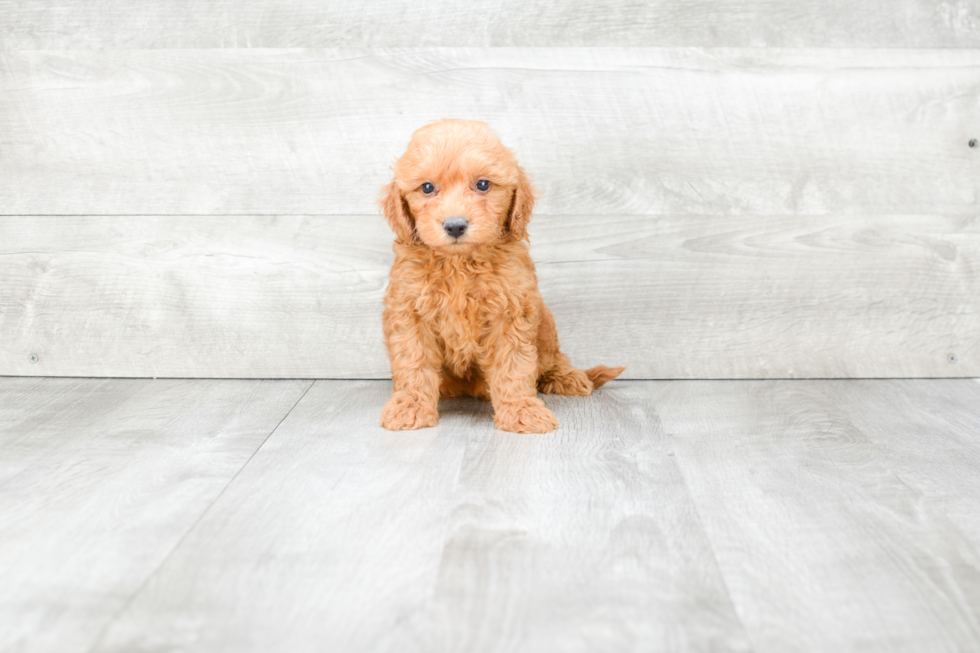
[379,119,624,433]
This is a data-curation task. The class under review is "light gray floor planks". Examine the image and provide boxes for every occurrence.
[3,378,980,651]
[91,380,750,653]
[0,377,311,653]
[652,379,980,652]
[2,214,976,379]
[825,380,980,545]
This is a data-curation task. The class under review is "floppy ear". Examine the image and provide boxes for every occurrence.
[505,165,536,242]
[378,181,416,242]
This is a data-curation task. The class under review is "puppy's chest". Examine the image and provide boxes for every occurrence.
[416,271,502,353]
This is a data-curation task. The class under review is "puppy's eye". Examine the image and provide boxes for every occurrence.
[476,179,491,192]
[421,182,435,195]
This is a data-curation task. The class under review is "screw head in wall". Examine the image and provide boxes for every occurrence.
[948,353,958,364]
[970,139,977,148]
[29,353,38,363]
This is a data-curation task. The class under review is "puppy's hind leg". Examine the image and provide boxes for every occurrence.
[534,304,624,395]
[538,360,626,395]
[537,353,594,396]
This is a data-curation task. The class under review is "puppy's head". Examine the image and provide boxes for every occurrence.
[379,119,535,253]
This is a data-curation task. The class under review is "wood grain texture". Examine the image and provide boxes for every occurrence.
[824,379,980,544]
[2,48,977,216]
[1,213,976,379]
[7,378,980,651]
[0,377,310,653]
[653,379,980,653]
[89,380,750,653]
[2,0,978,49]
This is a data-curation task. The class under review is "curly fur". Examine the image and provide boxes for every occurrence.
[379,119,624,433]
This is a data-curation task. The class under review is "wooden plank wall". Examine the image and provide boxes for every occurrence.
[1,2,978,379]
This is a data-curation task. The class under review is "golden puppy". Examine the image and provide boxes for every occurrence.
[379,119,624,433]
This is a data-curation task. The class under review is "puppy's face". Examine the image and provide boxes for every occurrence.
[381,120,535,253]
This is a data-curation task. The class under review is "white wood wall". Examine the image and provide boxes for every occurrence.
[1,2,978,379]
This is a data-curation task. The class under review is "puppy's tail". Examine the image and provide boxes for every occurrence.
[585,365,626,389]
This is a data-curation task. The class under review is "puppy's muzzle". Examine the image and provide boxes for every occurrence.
[443,216,468,239]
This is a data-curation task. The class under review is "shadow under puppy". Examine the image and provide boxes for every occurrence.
[379,119,624,433]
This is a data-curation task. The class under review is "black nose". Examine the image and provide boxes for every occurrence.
[443,217,468,239]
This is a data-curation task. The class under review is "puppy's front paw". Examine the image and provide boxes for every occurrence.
[381,393,439,430]
[494,398,559,433]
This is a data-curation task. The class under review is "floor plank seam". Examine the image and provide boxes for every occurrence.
[670,466,761,652]
[81,379,316,653]
[658,410,760,652]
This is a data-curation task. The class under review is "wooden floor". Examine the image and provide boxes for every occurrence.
[2,378,979,652]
